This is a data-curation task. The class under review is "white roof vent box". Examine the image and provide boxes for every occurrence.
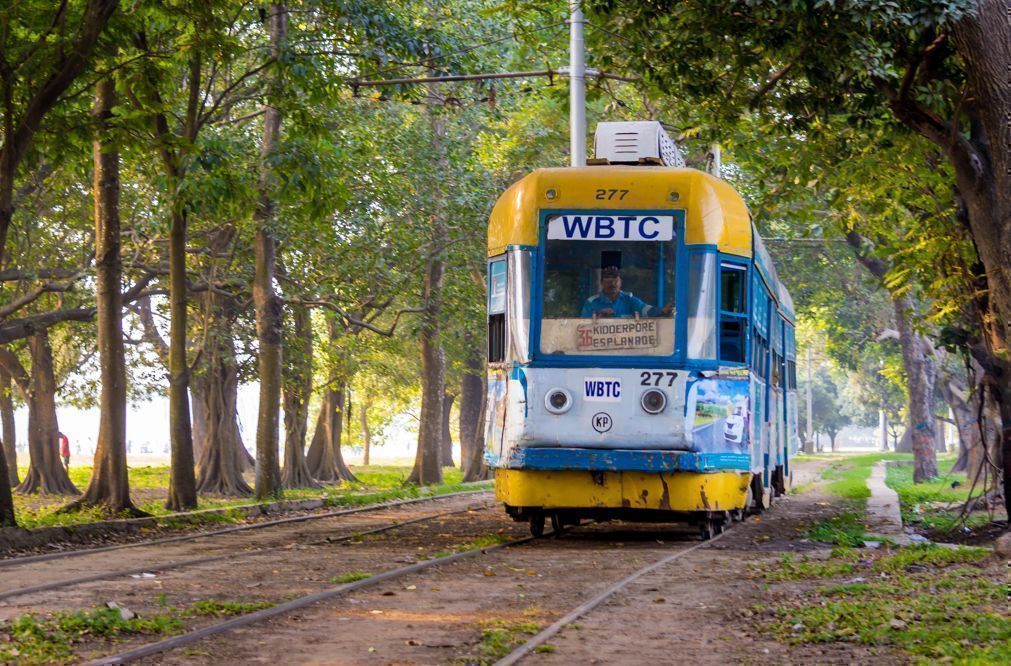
[592,121,685,167]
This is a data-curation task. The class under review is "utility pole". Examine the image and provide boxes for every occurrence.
[569,1,586,167]
[805,347,814,454]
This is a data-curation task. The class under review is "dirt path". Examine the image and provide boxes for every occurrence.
[5,459,917,664]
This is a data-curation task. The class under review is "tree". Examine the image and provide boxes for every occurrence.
[65,76,141,513]
[251,1,288,500]
[803,366,852,452]
[1,369,18,486]
[587,0,1010,516]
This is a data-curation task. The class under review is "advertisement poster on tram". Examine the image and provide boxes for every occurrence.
[685,378,750,453]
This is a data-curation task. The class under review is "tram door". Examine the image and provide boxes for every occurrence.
[769,313,784,494]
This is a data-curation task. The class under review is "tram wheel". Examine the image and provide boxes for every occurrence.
[529,512,546,538]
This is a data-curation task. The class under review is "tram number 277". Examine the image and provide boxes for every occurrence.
[640,371,678,386]
[595,188,629,200]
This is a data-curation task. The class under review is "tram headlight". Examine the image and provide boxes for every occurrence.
[640,389,667,415]
[544,389,572,414]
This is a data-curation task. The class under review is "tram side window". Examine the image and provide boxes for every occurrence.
[786,360,797,390]
[771,350,783,387]
[719,263,747,363]
[488,258,506,363]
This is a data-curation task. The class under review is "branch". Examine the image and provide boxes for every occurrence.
[0,347,29,399]
[295,298,424,336]
[748,60,796,108]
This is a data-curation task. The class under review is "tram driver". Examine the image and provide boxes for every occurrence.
[580,262,673,319]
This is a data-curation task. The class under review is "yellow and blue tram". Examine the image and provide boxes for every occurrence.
[484,122,799,537]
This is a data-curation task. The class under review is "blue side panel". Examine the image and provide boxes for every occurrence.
[502,447,750,473]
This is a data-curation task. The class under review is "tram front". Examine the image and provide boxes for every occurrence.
[485,124,755,536]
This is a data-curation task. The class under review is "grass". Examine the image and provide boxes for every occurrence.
[0,607,183,665]
[884,460,995,532]
[331,570,372,584]
[7,465,491,531]
[0,597,284,664]
[763,545,1006,663]
[804,511,871,547]
[419,533,511,560]
[185,599,274,617]
[474,619,541,662]
[820,453,910,503]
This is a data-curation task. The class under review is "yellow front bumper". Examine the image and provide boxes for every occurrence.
[495,468,751,512]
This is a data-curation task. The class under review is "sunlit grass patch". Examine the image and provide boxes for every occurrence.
[331,570,372,584]
[820,453,909,503]
[804,511,870,547]
[185,599,274,618]
[0,607,183,665]
[763,544,1005,662]
[474,619,541,662]
[8,466,490,532]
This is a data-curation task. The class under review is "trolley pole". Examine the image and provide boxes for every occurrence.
[805,347,814,453]
[569,1,586,167]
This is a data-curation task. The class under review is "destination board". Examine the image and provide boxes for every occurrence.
[576,319,658,351]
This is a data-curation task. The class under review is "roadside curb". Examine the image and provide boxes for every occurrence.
[0,496,328,553]
[864,460,912,546]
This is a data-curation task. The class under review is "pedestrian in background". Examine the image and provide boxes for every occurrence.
[58,431,70,470]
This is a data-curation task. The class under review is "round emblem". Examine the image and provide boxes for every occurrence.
[591,412,612,433]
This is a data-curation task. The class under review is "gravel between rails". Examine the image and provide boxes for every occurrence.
[0,501,494,603]
[0,489,493,568]
[494,527,730,665]
[84,531,541,665]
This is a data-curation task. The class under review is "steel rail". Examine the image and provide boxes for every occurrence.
[85,531,542,665]
[494,529,730,665]
[0,488,492,569]
[0,502,494,602]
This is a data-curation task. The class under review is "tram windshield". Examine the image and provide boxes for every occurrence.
[539,213,676,357]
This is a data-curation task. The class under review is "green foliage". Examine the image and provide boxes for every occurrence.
[475,619,541,662]
[185,599,274,618]
[331,571,372,584]
[820,453,909,503]
[804,512,869,548]
[765,546,1003,663]
[0,607,182,665]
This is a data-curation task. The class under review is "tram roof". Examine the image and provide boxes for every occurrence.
[487,166,795,320]
[488,167,751,258]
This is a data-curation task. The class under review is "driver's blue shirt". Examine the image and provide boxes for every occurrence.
[581,291,660,318]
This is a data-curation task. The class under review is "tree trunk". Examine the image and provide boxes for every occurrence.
[359,395,372,466]
[407,96,448,487]
[307,383,358,483]
[165,202,197,511]
[941,376,982,476]
[440,392,455,468]
[66,76,139,513]
[251,1,287,501]
[195,292,252,497]
[892,294,939,481]
[1,369,18,486]
[0,367,15,523]
[460,343,487,481]
[281,302,317,488]
[17,331,78,495]
[190,375,208,463]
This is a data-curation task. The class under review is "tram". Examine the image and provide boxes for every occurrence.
[484,122,798,538]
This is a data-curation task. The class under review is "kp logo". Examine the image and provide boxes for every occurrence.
[591,412,612,433]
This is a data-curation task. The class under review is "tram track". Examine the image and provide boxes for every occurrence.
[0,501,495,603]
[85,529,543,665]
[72,517,735,665]
[0,488,492,568]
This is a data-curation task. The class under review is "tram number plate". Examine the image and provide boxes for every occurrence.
[640,371,678,386]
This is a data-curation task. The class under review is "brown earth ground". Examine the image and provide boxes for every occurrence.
[2,459,1003,664]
